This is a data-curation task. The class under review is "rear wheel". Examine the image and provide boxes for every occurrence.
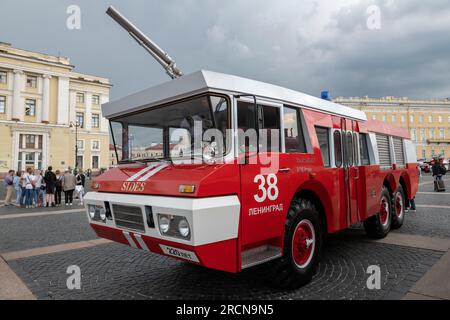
[391,186,405,229]
[266,198,322,289]
[364,186,392,239]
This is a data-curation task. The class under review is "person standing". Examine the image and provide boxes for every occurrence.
[55,170,63,207]
[23,168,35,209]
[33,170,44,207]
[63,169,76,206]
[44,166,57,207]
[75,169,86,206]
[13,171,22,207]
[3,170,15,206]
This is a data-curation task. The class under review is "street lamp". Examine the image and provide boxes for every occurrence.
[70,121,81,172]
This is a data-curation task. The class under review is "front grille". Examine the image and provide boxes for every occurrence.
[112,205,145,232]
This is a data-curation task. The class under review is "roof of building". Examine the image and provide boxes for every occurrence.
[102,70,367,121]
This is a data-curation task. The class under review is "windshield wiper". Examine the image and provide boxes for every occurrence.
[119,157,173,165]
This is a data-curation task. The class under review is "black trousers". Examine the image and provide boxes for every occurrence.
[55,187,62,205]
[64,190,74,204]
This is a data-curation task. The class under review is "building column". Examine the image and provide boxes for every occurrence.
[57,77,70,125]
[100,94,110,133]
[41,74,51,123]
[85,92,92,131]
[69,90,76,124]
[5,70,13,121]
[12,69,24,121]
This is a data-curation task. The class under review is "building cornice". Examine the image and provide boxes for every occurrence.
[0,52,73,70]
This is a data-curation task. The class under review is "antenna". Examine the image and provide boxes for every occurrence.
[106,6,183,79]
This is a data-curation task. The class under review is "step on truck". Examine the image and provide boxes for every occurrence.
[84,7,419,289]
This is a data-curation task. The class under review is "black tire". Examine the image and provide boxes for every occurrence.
[265,198,323,289]
[391,186,406,230]
[363,186,392,239]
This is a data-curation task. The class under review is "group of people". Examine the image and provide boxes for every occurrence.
[3,167,87,208]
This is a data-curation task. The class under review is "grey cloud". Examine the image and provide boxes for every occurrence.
[0,0,449,100]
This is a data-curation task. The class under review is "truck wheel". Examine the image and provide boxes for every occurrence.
[391,186,405,229]
[364,186,392,239]
[266,198,322,289]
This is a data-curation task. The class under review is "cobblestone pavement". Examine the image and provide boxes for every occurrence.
[1,175,449,300]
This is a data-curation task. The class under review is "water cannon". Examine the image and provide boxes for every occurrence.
[106,6,183,79]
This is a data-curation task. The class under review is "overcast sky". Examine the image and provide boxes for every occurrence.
[1,0,450,101]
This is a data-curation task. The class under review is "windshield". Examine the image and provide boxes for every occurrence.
[110,95,229,163]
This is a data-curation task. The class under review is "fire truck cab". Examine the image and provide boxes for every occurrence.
[85,70,418,289]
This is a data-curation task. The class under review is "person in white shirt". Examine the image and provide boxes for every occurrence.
[23,168,35,208]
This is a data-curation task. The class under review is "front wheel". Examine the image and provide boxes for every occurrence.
[364,186,392,239]
[265,198,323,289]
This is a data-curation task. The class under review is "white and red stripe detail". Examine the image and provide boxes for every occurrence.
[126,162,169,182]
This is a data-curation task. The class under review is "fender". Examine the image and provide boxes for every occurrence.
[383,173,398,194]
[294,179,335,233]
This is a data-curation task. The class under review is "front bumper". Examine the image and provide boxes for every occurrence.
[84,192,241,273]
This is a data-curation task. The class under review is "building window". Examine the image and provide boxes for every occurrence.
[422,150,426,159]
[26,75,37,88]
[77,140,84,150]
[419,115,424,124]
[0,71,7,84]
[442,150,446,157]
[92,155,99,169]
[76,92,85,103]
[420,129,426,143]
[382,115,387,122]
[25,99,36,116]
[428,116,433,123]
[392,115,397,123]
[76,155,84,169]
[429,129,435,140]
[401,115,406,123]
[0,96,5,113]
[92,140,100,151]
[372,114,377,121]
[76,112,84,128]
[92,114,100,128]
[438,116,443,123]
[92,95,100,105]
[411,129,417,141]
[431,150,435,157]
[440,128,445,139]
[410,115,414,123]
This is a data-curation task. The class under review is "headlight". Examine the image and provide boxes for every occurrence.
[159,215,171,234]
[99,208,107,221]
[178,218,190,238]
[157,214,191,240]
[88,204,106,223]
[88,205,96,219]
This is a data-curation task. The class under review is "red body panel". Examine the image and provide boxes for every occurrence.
[97,163,240,198]
[92,224,238,273]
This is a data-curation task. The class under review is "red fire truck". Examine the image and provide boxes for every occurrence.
[85,7,419,289]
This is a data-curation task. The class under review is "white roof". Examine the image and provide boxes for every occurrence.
[102,70,367,121]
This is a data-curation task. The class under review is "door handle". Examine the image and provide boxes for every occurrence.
[279,168,291,173]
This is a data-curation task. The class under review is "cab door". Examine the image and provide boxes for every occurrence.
[237,99,294,246]
[342,119,360,226]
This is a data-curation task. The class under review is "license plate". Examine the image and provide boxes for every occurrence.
[159,245,199,263]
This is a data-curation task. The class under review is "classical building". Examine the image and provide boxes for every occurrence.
[0,42,111,176]
[335,96,450,160]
